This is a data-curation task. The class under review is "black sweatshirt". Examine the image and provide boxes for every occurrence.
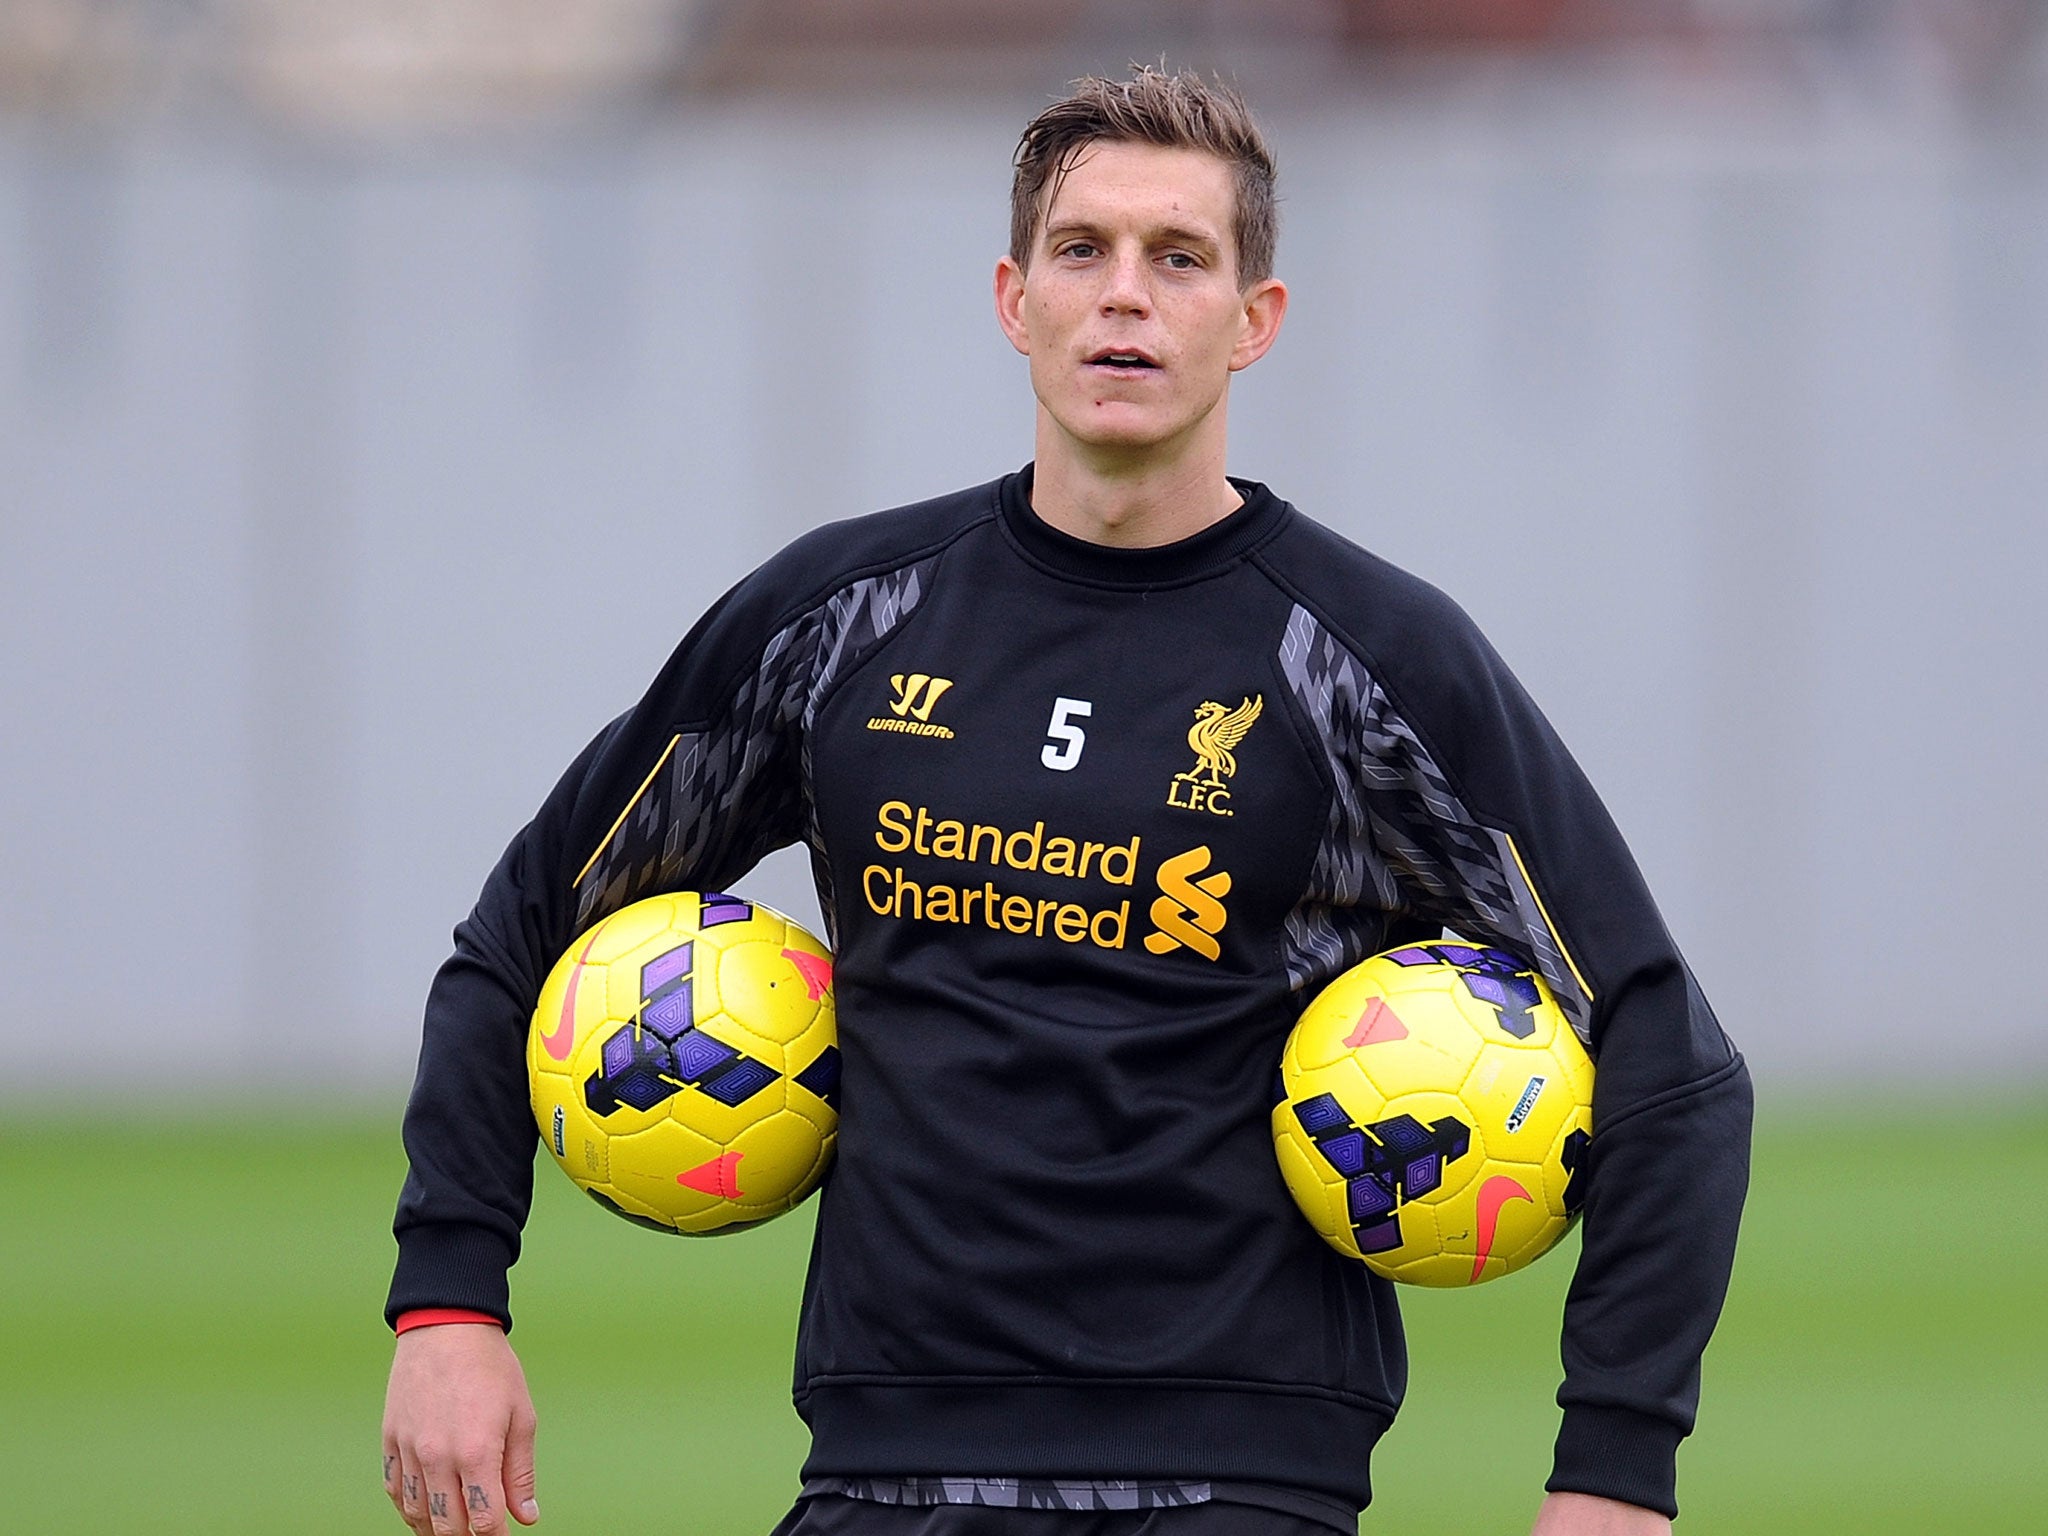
[389,468,1752,1519]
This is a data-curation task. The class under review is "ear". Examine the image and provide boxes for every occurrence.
[1228,277,1288,372]
[993,255,1033,357]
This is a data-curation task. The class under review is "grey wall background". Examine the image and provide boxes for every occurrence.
[3,85,2044,1095]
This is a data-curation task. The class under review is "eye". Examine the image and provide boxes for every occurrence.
[1162,251,1200,271]
[1060,241,1099,261]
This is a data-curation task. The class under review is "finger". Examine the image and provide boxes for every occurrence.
[381,1436,403,1517]
[455,1462,506,1536]
[398,1450,433,1536]
[503,1402,539,1526]
[423,1459,469,1536]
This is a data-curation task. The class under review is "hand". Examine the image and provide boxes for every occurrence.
[1529,1491,1672,1536]
[382,1322,539,1535]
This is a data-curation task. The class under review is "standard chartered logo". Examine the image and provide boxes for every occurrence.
[862,800,1137,949]
[1143,845,1232,962]
[858,801,1234,963]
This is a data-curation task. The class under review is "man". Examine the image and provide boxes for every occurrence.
[383,67,1751,1536]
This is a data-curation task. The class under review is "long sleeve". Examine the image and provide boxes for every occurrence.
[1263,535,1752,1519]
[385,576,813,1327]
[384,503,966,1330]
[1354,591,1751,1518]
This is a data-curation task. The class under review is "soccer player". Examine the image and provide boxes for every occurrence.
[382,67,1751,1536]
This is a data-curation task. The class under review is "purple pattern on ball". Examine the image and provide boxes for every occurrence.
[613,1069,673,1113]
[700,1057,777,1105]
[1356,1216,1404,1254]
[793,1046,843,1104]
[643,981,694,1039]
[1294,1094,1348,1133]
[673,1029,738,1079]
[699,892,752,928]
[1462,974,1509,1008]
[1384,947,1436,967]
[1374,1115,1432,1154]
[1437,1118,1471,1161]
[1350,1179,1395,1219]
[601,1028,634,1079]
[640,943,693,995]
[1406,1157,1440,1196]
[1321,1130,1368,1178]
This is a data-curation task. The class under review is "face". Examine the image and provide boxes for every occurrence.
[994,141,1286,464]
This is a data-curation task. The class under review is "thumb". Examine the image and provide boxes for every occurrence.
[504,1413,539,1525]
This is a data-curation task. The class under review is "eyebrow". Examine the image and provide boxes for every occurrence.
[1043,218,1223,253]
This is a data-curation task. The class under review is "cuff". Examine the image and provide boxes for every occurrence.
[1547,1405,1685,1519]
[394,1308,505,1336]
[384,1222,518,1333]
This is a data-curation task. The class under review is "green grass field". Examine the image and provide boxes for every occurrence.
[2,1097,2043,1535]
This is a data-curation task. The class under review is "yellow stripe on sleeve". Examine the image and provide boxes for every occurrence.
[1503,830,1596,1005]
[571,734,681,890]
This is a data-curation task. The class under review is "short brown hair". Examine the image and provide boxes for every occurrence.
[1010,66,1279,287]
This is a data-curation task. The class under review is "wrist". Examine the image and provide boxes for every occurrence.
[1532,1490,1672,1536]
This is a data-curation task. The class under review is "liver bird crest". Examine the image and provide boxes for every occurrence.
[1186,695,1263,784]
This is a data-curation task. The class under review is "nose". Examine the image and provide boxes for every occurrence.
[1099,246,1151,317]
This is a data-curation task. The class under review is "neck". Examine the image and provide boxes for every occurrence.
[1027,409,1243,548]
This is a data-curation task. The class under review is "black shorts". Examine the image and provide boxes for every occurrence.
[769,1494,1348,1536]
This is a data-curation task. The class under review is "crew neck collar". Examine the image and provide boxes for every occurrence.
[996,464,1288,588]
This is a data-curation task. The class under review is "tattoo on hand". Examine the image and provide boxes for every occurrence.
[404,1474,419,1502]
[430,1491,449,1517]
[384,1454,395,1485]
[468,1484,490,1513]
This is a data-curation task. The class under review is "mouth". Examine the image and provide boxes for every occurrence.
[1086,348,1161,373]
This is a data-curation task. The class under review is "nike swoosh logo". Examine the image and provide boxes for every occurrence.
[1471,1174,1534,1283]
[539,923,611,1062]
[781,947,834,1001]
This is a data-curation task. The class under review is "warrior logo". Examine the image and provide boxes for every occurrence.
[1144,845,1232,961]
[889,673,953,720]
[1167,695,1262,816]
[869,673,956,739]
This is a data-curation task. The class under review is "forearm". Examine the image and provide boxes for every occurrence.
[1548,996,1753,1515]
[388,924,545,1326]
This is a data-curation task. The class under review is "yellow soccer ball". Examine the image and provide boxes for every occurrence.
[1273,942,1593,1286]
[527,891,839,1235]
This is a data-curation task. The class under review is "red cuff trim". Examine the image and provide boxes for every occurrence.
[394,1308,504,1336]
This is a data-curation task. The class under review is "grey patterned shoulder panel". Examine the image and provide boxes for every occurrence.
[571,558,939,936]
[1275,603,1593,1041]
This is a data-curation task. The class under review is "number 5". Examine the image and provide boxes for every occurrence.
[1041,697,1093,771]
